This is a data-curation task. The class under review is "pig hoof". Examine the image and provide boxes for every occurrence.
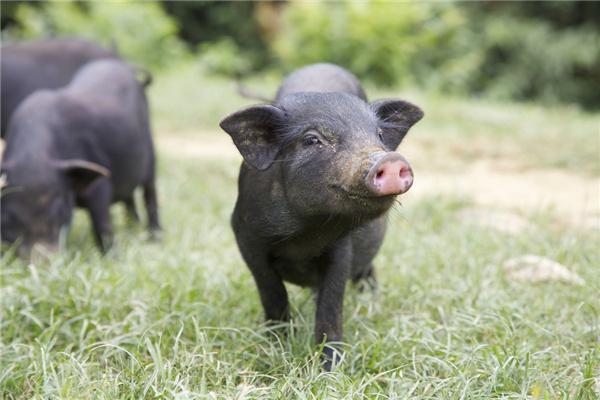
[99,236,114,254]
[266,318,291,330]
[147,228,163,242]
[263,320,292,340]
[354,276,378,293]
[321,345,343,371]
[352,268,378,292]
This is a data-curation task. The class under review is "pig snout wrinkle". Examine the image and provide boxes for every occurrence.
[366,153,413,196]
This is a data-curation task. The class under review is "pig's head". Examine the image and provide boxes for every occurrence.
[220,92,423,218]
[0,159,109,258]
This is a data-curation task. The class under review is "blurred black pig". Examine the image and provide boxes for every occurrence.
[1,59,160,257]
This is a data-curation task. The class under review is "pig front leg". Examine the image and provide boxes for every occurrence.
[252,264,290,323]
[315,236,352,371]
[235,232,290,322]
[83,179,114,252]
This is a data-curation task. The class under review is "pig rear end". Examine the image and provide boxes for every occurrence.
[1,59,160,256]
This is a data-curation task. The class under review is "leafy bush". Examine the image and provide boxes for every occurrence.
[4,1,599,108]
[6,2,186,69]
[197,38,252,77]
[161,1,271,71]
[463,16,600,107]
[273,1,600,109]
[273,2,464,87]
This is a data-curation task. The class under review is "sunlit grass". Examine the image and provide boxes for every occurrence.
[1,154,598,398]
[2,62,599,398]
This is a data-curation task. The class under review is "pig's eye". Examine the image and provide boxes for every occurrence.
[302,134,321,147]
[377,129,384,141]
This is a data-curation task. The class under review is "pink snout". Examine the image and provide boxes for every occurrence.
[366,152,413,196]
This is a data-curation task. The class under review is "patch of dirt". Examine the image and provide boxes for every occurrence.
[457,207,534,235]
[156,133,600,228]
[157,131,240,159]
[403,158,599,227]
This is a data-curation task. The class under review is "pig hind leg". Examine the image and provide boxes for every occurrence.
[143,178,161,236]
[350,219,386,291]
[124,196,140,224]
[83,179,114,252]
[351,263,378,291]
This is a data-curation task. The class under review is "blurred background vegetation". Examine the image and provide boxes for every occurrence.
[2,1,599,110]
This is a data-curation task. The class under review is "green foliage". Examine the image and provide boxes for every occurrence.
[8,1,186,69]
[274,2,464,87]
[161,1,271,71]
[3,2,599,107]
[274,2,600,109]
[463,16,600,107]
[197,38,252,77]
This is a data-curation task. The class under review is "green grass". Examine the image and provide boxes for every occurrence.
[1,155,599,398]
[1,63,599,398]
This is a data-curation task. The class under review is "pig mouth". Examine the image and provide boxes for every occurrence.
[328,183,398,205]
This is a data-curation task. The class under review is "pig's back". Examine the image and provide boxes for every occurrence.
[0,38,115,136]
[68,59,138,100]
[275,63,367,101]
[1,38,116,90]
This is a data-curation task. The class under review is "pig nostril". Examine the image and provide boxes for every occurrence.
[376,170,384,179]
[399,166,411,178]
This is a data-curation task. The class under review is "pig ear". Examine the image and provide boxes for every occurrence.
[220,105,285,170]
[371,99,424,150]
[55,159,110,193]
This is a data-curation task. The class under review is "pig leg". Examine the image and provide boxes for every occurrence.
[236,234,289,322]
[124,196,139,224]
[83,180,113,252]
[252,265,290,323]
[143,179,161,235]
[315,237,352,371]
[350,218,385,291]
[352,263,377,291]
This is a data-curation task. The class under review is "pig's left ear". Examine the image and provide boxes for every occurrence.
[371,99,424,150]
[220,104,285,170]
[55,159,110,193]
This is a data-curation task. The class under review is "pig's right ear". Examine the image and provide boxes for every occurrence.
[220,105,285,170]
[56,159,110,194]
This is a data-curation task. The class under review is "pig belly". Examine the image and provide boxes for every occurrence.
[272,256,322,288]
[109,150,150,201]
[111,179,140,202]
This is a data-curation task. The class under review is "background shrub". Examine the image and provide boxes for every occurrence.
[273,2,465,88]
[1,1,599,109]
[273,1,600,109]
[4,2,186,69]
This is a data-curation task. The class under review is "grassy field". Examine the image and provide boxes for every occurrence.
[1,62,599,398]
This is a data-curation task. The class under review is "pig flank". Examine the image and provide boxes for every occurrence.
[0,38,117,138]
[220,63,423,369]
[1,60,160,256]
